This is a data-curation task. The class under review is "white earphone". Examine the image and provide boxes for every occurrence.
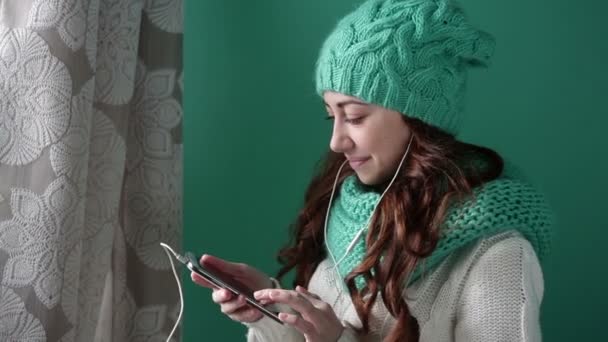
[323,134,414,282]
[159,134,415,341]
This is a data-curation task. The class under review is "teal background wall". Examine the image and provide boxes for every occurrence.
[183,1,607,341]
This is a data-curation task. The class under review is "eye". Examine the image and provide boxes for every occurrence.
[345,116,364,125]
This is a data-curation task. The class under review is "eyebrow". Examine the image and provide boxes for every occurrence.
[323,99,368,108]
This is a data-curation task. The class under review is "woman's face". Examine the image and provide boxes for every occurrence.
[323,91,412,185]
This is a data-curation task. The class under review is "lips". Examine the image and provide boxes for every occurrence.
[348,157,370,169]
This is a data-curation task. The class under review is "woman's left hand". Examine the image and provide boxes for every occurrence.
[254,286,344,342]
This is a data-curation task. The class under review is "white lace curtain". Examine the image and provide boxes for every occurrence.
[0,0,183,340]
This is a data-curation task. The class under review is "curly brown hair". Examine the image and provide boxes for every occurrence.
[276,116,503,341]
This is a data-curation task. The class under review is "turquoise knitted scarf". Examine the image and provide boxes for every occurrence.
[325,165,554,289]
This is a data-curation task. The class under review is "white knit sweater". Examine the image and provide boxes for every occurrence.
[245,230,544,341]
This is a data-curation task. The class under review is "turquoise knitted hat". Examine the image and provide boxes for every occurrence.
[315,0,494,135]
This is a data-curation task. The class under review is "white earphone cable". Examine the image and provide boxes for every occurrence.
[324,134,414,278]
[323,159,349,270]
[157,135,415,340]
[160,242,185,342]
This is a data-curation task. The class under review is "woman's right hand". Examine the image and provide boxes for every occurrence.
[191,254,274,323]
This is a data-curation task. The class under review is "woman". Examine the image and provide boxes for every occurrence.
[192,0,553,341]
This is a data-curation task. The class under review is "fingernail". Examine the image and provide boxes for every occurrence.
[279,312,294,323]
[254,291,262,299]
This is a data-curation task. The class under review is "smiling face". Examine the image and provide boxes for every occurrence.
[323,91,413,185]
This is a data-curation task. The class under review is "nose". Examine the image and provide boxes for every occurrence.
[329,121,353,153]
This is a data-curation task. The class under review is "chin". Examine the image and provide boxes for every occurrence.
[355,172,380,186]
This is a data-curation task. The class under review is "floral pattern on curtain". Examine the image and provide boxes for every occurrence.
[0,0,183,340]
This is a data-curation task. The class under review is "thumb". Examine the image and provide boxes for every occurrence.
[191,271,216,289]
[199,254,241,274]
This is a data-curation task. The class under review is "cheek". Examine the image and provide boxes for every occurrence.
[357,123,385,151]
[354,120,409,162]
[375,128,410,165]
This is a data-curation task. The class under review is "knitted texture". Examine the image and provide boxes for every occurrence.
[247,231,545,341]
[315,0,494,135]
[325,170,554,288]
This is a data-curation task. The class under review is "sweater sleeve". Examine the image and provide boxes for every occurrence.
[243,279,360,342]
[246,315,359,342]
[454,235,544,342]
[336,324,360,342]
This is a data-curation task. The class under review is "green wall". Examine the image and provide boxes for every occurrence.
[183,0,607,341]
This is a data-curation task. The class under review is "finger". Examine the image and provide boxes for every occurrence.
[253,289,289,300]
[251,290,277,306]
[212,289,235,304]
[229,306,263,323]
[258,298,274,306]
[199,254,242,275]
[221,295,248,315]
[278,312,317,339]
[253,289,272,301]
[191,272,216,289]
[296,286,321,301]
[295,286,331,311]
[260,290,317,318]
[295,286,319,297]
